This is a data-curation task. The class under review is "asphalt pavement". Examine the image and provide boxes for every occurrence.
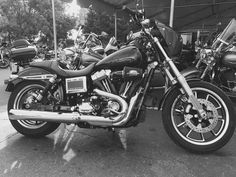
[0,68,236,177]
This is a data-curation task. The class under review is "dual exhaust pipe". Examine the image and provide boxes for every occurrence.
[9,89,139,126]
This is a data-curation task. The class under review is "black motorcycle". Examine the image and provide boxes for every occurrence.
[6,8,235,153]
[195,18,236,99]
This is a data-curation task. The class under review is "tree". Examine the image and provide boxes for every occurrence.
[0,0,76,46]
[83,8,132,43]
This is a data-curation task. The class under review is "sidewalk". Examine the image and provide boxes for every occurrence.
[0,110,17,150]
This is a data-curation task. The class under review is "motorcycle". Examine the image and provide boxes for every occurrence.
[195,18,236,98]
[0,42,10,69]
[6,7,235,153]
[60,32,119,70]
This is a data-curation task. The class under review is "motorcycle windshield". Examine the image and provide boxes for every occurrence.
[156,22,182,57]
[212,18,236,51]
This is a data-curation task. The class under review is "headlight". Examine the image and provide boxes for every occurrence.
[200,49,213,59]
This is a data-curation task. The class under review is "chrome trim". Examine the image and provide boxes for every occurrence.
[102,79,111,93]
[146,107,159,110]
[113,88,141,126]
[91,70,111,80]
[21,74,55,80]
[9,74,19,80]
[121,81,132,98]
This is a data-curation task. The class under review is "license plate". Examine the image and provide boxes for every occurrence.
[65,76,87,93]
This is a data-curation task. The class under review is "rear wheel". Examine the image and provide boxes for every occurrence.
[162,81,235,153]
[8,81,60,137]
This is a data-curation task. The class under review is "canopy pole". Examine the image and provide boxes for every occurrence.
[114,10,117,40]
[52,0,57,59]
[169,0,175,27]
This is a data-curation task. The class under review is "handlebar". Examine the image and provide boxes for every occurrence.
[122,6,137,17]
[122,5,145,25]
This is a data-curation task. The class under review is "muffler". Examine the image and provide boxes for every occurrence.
[9,109,114,126]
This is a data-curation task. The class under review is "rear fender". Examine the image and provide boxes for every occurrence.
[5,67,54,92]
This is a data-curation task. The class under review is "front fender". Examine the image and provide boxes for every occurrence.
[5,67,52,92]
[158,78,200,110]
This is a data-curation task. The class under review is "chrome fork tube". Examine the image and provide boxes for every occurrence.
[200,65,210,79]
[0,52,3,61]
[196,58,202,68]
[154,37,206,117]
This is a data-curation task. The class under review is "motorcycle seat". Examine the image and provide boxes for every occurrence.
[30,60,95,78]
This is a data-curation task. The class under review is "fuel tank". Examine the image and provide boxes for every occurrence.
[222,51,236,68]
[95,46,142,70]
[80,52,102,67]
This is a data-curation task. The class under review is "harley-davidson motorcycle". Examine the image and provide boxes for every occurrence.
[195,18,236,98]
[6,8,235,153]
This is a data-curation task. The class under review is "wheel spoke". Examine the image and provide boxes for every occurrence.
[216,105,222,110]
[216,119,225,135]
[175,109,182,113]
[186,129,193,138]
[211,130,217,136]
[206,94,210,101]
[194,91,198,98]
[177,121,186,127]
[200,133,205,141]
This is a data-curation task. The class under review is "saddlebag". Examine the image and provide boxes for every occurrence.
[10,39,37,66]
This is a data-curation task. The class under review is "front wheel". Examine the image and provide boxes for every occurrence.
[0,58,9,68]
[162,81,235,153]
[8,81,60,137]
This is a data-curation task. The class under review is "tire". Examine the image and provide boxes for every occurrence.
[0,58,9,69]
[8,81,60,137]
[162,81,235,153]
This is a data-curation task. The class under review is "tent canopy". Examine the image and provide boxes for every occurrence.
[77,0,236,31]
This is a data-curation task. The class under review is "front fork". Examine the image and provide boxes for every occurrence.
[154,37,207,119]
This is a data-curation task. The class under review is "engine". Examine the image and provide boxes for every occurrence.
[64,90,123,121]
[91,67,143,98]
[61,67,143,124]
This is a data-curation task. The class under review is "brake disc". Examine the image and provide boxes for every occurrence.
[184,99,219,133]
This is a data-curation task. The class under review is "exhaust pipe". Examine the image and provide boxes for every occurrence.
[9,89,134,126]
[9,109,114,126]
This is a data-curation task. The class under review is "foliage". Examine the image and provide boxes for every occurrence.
[83,8,133,43]
[0,0,76,46]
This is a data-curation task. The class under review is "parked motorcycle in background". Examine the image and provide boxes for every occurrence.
[60,31,119,69]
[195,18,236,98]
[0,42,10,69]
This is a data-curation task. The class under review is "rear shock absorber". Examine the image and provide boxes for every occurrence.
[36,75,57,101]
